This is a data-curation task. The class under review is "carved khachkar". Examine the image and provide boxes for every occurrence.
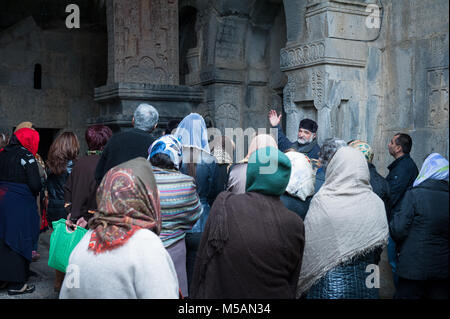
[108,0,179,85]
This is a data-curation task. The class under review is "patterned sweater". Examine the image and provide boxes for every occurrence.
[152,166,202,248]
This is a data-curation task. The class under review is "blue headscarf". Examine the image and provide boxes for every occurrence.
[413,153,449,187]
[148,135,183,170]
[174,113,210,153]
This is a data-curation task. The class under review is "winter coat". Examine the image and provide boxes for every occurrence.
[386,154,418,219]
[305,248,383,299]
[280,194,311,220]
[389,179,449,280]
[94,128,155,185]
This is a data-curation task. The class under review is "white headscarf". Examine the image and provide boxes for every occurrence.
[285,151,315,201]
[413,153,449,187]
[174,113,210,154]
[296,147,389,297]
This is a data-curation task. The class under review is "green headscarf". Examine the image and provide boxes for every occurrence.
[246,146,292,196]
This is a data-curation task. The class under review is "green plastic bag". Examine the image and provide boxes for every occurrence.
[48,219,88,273]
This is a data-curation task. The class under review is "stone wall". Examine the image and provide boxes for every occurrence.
[372,0,449,175]
[0,16,107,155]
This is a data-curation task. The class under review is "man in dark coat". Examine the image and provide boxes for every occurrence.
[385,133,419,287]
[95,103,159,185]
[268,109,321,159]
[390,153,448,299]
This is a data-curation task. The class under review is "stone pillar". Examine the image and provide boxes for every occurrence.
[281,0,378,145]
[90,0,204,133]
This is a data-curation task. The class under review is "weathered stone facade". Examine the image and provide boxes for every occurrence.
[0,0,448,300]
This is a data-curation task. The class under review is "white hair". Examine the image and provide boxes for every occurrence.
[133,103,159,131]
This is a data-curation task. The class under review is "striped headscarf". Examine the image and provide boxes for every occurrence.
[148,135,183,170]
[413,153,449,187]
[348,140,374,163]
[88,157,161,254]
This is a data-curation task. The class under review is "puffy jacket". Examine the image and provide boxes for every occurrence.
[305,248,383,299]
[390,179,449,280]
[46,161,73,225]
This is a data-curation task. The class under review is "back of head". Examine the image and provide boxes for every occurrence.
[394,133,412,154]
[319,138,347,169]
[134,103,159,132]
[246,146,291,197]
[47,131,80,175]
[348,140,374,163]
[413,153,449,187]
[14,121,33,133]
[246,134,277,160]
[85,125,113,151]
[165,119,181,135]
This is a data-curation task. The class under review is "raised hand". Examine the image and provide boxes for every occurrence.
[268,109,282,127]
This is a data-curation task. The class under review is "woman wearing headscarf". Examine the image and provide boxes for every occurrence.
[348,140,390,212]
[174,113,218,290]
[191,146,305,298]
[64,125,113,229]
[0,128,41,295]
[59,157,179,299]
[226,133,277,194]
[148,134,202,297]
[390,153,448,299]
[297,147,389,299]
[280,150,315,220]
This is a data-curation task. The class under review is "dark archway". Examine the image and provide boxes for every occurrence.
[179,6,198,85]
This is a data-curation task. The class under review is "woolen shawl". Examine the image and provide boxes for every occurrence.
[87,157,161,254]
[296,147,389,297]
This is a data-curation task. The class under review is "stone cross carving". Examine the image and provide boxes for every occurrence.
[107,0,179,85]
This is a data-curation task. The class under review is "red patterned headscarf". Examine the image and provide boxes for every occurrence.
[14,128,39,156]
[87,157,161,254]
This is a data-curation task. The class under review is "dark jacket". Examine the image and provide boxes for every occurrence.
[94,128,155,185]
[0,135,42,196]
[369,163,390,212]
[386,154,418,219]
[280,193,312,220]
[64,154,100,223]
[180,147,218,233]
[274,124,321,159]
[46,161,73,225]
[315,167,326,193]
[389,179,449,281]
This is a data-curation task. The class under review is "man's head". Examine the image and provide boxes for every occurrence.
[298,119,318,144]
[388,133,412,159]
[132,103,159,132]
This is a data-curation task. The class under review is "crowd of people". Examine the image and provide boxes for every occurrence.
[0,103,448,299]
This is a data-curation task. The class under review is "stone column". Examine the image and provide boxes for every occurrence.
[90,0,204,133]
[280,0,378,145]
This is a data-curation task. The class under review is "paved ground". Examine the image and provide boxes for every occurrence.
[0,230,59,299]
[0,230,395,299]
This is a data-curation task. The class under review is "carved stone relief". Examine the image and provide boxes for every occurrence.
[111,0,178,84]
